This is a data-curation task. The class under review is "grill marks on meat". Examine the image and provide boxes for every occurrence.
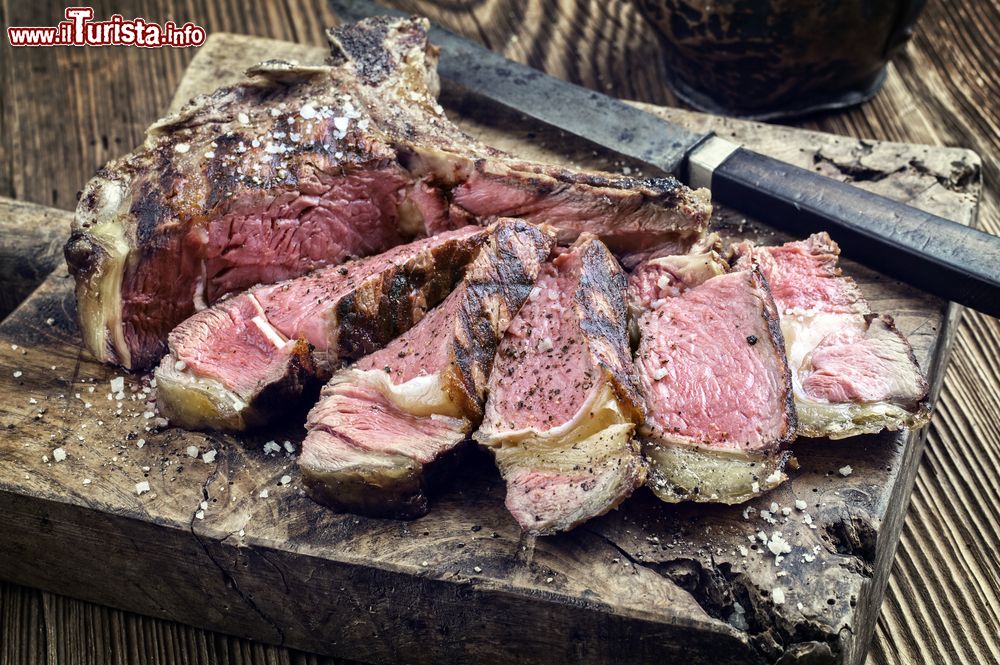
[67,61,412,370]
[732,233,929,438]
[66,16,710,371]
[630,248,795,504]
[154,227,488,430]
[300,220,555,518]
[476,235,645,534]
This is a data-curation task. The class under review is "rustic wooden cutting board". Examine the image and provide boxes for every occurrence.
[0,33,983,665]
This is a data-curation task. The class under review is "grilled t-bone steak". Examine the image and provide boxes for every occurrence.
[300,220,555,518]
[732,233,929,438]
[475,235,645,534]
[155,226,489,430]
[65,16,711,371]
[630,243,795,504]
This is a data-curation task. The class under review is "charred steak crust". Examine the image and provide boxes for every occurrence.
[300,219,555,518]
[68,16,710,371]
[753,265,799,442]
[477,235,646,534]
[155,227,489,431]
[577,238,646,420]
[327,228,487,364]
[446,221,554,419]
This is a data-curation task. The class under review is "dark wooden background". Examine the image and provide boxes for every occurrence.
[1,1,997,663]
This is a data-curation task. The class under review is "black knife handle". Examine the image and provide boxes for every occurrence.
[706,145,1000,317]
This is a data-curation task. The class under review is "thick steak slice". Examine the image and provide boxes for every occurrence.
[300,220,555,518]
[66,16,710,371]
[631,250,795,504]
[475,235,645,535]
[732,233,929,438]
[154,226,488,430]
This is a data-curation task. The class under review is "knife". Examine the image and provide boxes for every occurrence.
[330,0,1000,317]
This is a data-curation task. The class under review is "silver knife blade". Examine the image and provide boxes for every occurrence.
[329,0,710,174]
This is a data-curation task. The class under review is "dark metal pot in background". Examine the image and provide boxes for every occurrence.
[634,0,927,120]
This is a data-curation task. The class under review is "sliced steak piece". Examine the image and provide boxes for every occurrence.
[475,235,645,534]
[630,251,795,504]
[732,233,929,438]
[300,220,555,518]
[66,16,710,371]
[154,226,488,430]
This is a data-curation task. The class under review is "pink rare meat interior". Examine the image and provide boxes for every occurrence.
[637,270,789,452]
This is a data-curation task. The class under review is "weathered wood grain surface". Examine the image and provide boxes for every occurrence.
[0,1,996,664]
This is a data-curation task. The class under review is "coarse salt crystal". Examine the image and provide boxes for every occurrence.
[186,445,199,458]
[204,151,215,159]
[473,566,482,573]
[136,438,145,448]
[238,112,250,124]
[83,479,92,485]
[270,108,280,117]
[651,367,669,381]
[656,275,670,290]
[136,481,150,495]
[767,533,791,556]
[110,377,125,393]
[259,489,269,498]
[13,371,22,378]
[279,475,291,485]
[839,465,853,477]
[263,441,281,455]
[765,469,783,485]
[174,143,190,153]
[751,481,760,494]
[795,499,808,511]
[770,502,779,513]
[772,588,785,605]
[538,337,554,352]
[299,104,317,119]
[283,441,296,453]
[202,450,217,463]
[52,447,67,462]
[195,510,205,520]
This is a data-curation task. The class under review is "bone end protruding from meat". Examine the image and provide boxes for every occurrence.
[66,173,133,367]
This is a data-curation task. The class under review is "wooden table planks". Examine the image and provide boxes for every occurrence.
[0,1,997,664]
